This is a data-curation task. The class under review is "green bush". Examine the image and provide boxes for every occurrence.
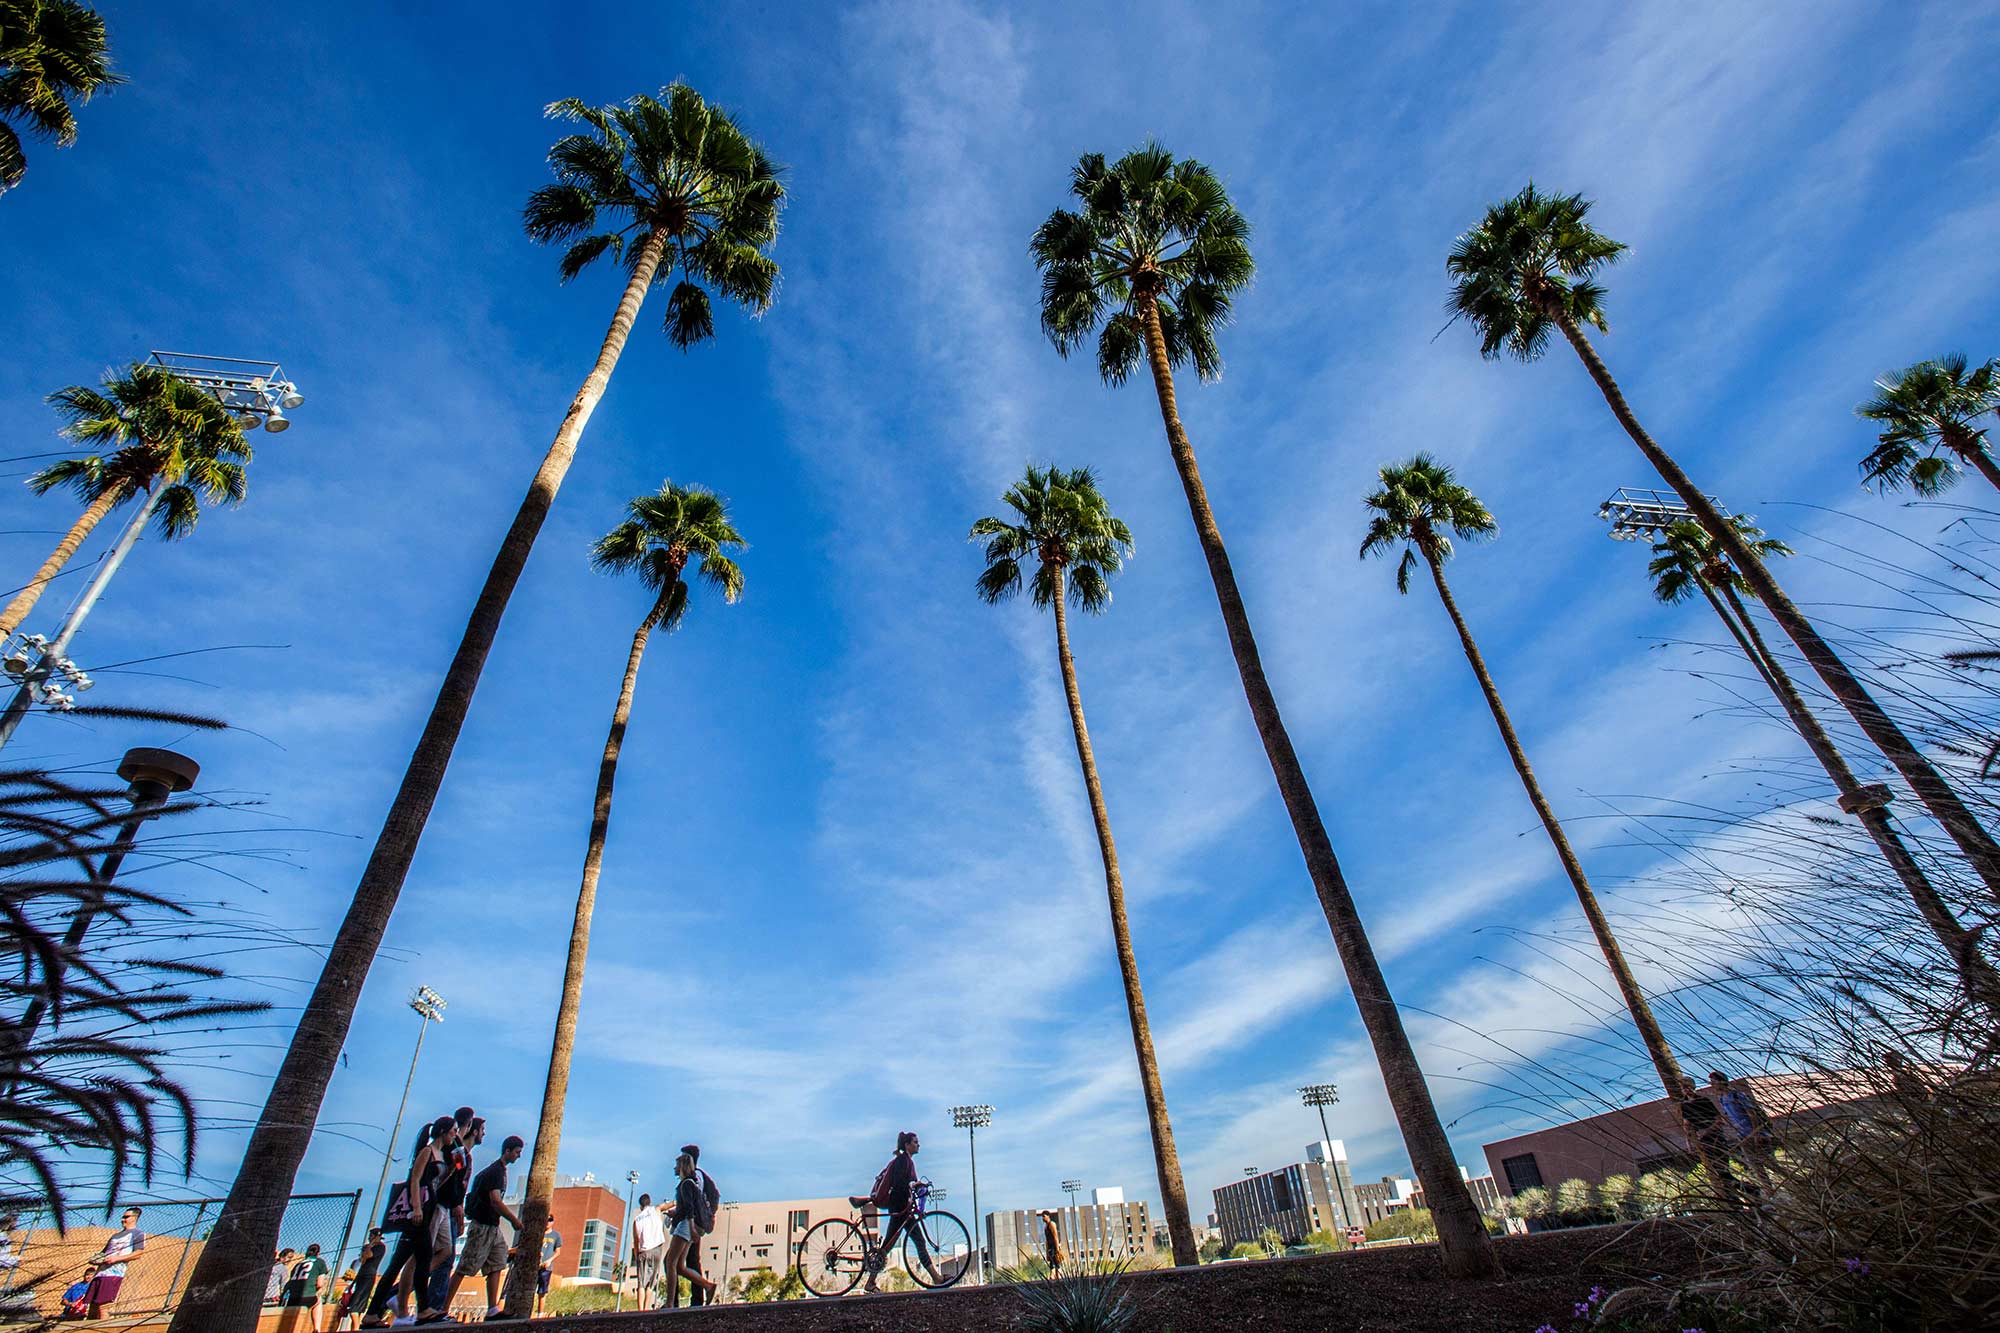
[547,1284,619,1314]
[1227,1242,1264,1260]
[1363,1207,1437,1242]
[1015,1264,1137,1333]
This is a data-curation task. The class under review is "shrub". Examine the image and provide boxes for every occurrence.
[547,1285,618,1314]
[1363,1207,1436,1242]
[1226,1242,1263,1260]
[1015,1263,1136,1333]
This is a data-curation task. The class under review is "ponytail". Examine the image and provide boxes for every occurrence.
[414,1114,456,1159]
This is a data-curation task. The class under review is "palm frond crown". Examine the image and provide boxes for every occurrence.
[970,463,1133,613]
[1446,183,1626,362]
[1854,354,2000,495]
[1358,453,1495,594]
[1645,516,1792,604]
[1030,143,1254,386]
[34,365,250,539]
[523,83,787,350]
[0,0,124,191]
[590,480,746,630]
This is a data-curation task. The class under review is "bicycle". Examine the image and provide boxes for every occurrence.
[797,1180,972,1297]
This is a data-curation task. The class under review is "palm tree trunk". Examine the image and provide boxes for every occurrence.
[1552,313,2000,902]
[1049,569,1199,1268]
[169,226,673,1333]
[1708,580,2000,1019]
[1417,547,1701,1100]
[0,480,129,638]
[502,591,664,1316]
[1132,292,1500,1279]
[1955,438,2000,495]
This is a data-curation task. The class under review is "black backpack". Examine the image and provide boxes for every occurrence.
[691,1171,717,1232]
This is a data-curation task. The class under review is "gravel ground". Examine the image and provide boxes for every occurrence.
[521,1223,1702,1332]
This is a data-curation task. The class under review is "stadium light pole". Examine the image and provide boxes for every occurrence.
[1300,1083,1361,1229]
[1061,1178,1081,1211]
[950,1104,992,1284]
[0,352,305,752]
[366,986,445,1236]
[617,1169,639,1311]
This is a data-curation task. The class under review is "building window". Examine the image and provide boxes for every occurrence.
[1501,1154,1544,1194]
[790,1209,810,1230]
[1271,1176,1293,1211]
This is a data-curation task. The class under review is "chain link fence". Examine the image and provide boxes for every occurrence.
[0,1190,360,1323]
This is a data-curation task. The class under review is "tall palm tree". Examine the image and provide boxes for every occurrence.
[1447,184,2000,903]
[970,464,1198,1267]
[1648,518,2000,1019]
[1359,456,1716,1134]
[0,0,121,192]
[1854,354,2000,496]
[0,365,249,640]
[507,481,743,1311]
[168,85,783,1332]
[1033,145,1500,1278]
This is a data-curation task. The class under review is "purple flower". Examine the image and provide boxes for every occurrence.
[1588,1287,1605,1303]
[1574,1302,1592,1317]
[1534,1325,1558,1333]
[1843,1257,1870,1276]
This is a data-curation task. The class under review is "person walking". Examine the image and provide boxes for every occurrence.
[281,1243,332,1331]
[681,1144,720,1307]
[1038,1210,1067,1277]
[533,1226,562,1317]
[333,1231,384,1330]
[444,1134,524,1321]
[629,1192,667,1310]
[663,1153,717,1306]
[1709,1071,1777,1189]
[360,1115,457,1327]
[82,1208,145,1320]
[861,1132,938,1293]
[1677,1076,1740,1198]
[424,1111,477,1316]
[265,1249,294,1307]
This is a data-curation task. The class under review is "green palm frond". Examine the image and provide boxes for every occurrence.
[0,0,124,192]
[970,463,1133,614]
[524,83,786,347]
[37,364,249,532]
[1644,515,1791,604]
[592,480,746,629]
[1446,183,1624,362]
[1359,454,1495,594]
[1855,354,2000,494]
[1032,142,1254,386]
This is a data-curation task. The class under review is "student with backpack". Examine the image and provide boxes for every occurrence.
[862,1131,939,1293]
[680,1144,721,1308]
[662,1152,717,1305]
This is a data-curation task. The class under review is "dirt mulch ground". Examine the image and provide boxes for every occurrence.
[529,1223,1702,1332]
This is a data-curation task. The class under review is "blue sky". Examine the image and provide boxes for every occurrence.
[4,0,1999,1230]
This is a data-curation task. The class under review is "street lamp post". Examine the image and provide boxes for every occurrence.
[949,1104,992,1285]
[0,352,305,753]
[5,747,200,1079]
[617,1170,639,1311]
[1300,1083,1361,1230]
[365,986,445,1237]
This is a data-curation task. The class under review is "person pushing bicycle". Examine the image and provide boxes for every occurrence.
[855,1130,941,1292]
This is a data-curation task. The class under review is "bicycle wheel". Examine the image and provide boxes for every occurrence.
[903,1208,973,1289]
[799,1217,868,1297]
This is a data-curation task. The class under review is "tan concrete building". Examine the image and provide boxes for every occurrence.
[695,1197,854,1288]
[987,1189,1151,1270]
[1212,1141,1364,1246]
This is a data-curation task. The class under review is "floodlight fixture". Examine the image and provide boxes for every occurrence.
[1299,1083,1340,1108]
[1244,1166,1258,1178]
[148,350,306,433]
[263,406,290,433]
[950,1104,993,1129]
[279,384,305,409]
[410,984,447,1022]
[1597,486,1724,542]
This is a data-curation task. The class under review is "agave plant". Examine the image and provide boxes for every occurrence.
[1016,1262,1138,1333]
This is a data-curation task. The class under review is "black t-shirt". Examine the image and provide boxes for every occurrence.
[353,1238,385,1286]
[1681,1095,1724,1135]
[436,1143,473,1209]
[466,1160,509,1226]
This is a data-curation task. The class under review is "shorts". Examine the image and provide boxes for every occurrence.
[428,1207,452,1254]
[455,1222,510,1278]
[633,1244,665,1288]
[672,1219,694,1243]
[537,1266,552,1296]
[85,1273,123,1306]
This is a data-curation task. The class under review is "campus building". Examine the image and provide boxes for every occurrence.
[1480,1071,1879,1198]
[986,1188,1152,1270]
[1349,1174,1417,1229]
[695,1197,857,1288]
[1211,1142,1363,1247]
[549,1173,626,1284]
[1408,1170,1505,1218]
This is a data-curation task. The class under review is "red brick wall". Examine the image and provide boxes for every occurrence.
[547,1185,624,1281]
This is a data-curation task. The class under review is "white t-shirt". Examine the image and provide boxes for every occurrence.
[633,1204,667,1251]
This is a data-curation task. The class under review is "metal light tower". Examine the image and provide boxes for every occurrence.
[366,986,445,1235]
[1061,1178,1082,1211]
[1300,1083,1361,1230]
[0,352,305,752]
[616,1169,639,1311]
[1244,1167,1259,1177]
[1597,485,1715,541]
[950,1104,992,1285]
